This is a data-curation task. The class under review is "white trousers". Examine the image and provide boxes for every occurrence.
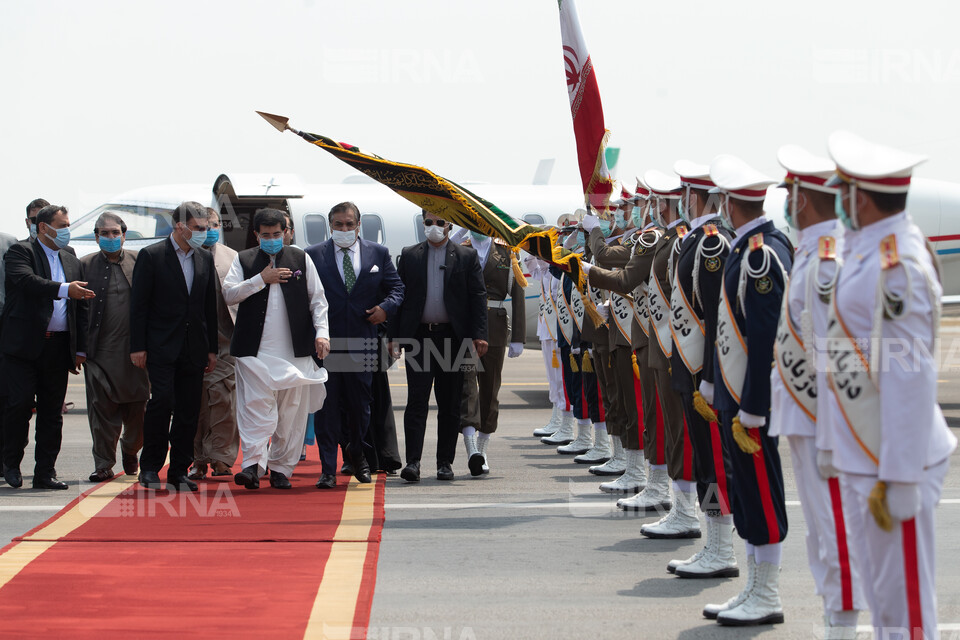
[842,458,949,640]
[236,378,312,478]
[540,339,566,409]
[788,436,867,614]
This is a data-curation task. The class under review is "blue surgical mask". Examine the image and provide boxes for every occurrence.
[576,231,585,247]
[631,207,643,230]
[469,231,487,243]
[203,228,220,247]
[259,236,283,255]
[783,197,794,230]
[614,211,626,229]
[45,226,71,249]
[599,219,612,238]
[835,190,855,231]
[29,223,37,239]
[186,228,207,250]
[98,235,122,253]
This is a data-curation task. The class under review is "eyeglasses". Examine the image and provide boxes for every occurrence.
[423,219,447,228]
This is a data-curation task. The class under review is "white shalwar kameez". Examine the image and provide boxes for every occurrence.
[223,256,329,478]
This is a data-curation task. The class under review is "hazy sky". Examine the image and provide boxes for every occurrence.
[1,0,958,236]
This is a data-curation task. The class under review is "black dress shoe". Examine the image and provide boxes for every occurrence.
[4,468,23,489]
[340,461,354,476]
[167,474,198,493]
[139,471,162,489]
[315,473,337,489]
[437,462,454,481]
[269,470,292,489]
[122,452,139,476]
[89,468,115,483]
[355,464,372,484]
[399,461,420,483]
[234,464,260,490]
[33,476,68,490]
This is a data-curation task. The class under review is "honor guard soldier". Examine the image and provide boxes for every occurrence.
[824,131,956,640]
[769,145,866,637]
[577,202,637,489]
[701,156,791,626]
[665,160,738,578]
[458,230,526,476]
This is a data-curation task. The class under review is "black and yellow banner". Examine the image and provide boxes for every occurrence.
[295,130,586,290]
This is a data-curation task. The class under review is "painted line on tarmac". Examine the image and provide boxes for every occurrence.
[385,498,960,510]
[0,506,62,512]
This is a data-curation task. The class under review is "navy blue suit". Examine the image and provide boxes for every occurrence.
[713,220,793,545]
[306,238,404,476]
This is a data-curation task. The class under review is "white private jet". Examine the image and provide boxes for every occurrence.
[67,171,960,345]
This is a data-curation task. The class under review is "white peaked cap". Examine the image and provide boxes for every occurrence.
[826,130,927,194]
[673,159,715,190]
[776,144,837,193]
[643,169,682,199]
[709,154,776,202]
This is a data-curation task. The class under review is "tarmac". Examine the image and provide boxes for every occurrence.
[2,321,960,639]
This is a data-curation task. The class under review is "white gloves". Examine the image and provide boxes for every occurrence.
[698,380,714,405]
[581,261,592,274]
[816,450,839,480]
[886,482,922,522]
[570,347,581,355]
[737,410,766,429]
[507,342,524,358]
[581,214,599,233]
[596,301,610,321]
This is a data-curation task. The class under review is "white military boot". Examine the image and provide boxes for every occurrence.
[476,436,490,474]
[617,465,671,511]
[533,405,562,437]
[598,449,646,494]
[589,435,625,475]
[716,561,784,626]
[540,411,575,445]
[462,433,485,477]
[574,427,610,464]
[640,487,701,539]
[675,516,739,578]
[557,420,593,455]
[703,555,756,620]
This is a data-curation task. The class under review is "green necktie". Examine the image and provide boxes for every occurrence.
[342,248,356,293]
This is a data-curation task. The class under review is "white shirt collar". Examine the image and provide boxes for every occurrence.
[170,234,192,256]
[39,240,59,259]
[731,215,769,250]
[688,212,714,231]
[667,218,684,230]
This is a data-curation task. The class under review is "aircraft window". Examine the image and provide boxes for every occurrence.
[413,214,426,242]
[303,214,328,245]
[70,204,174,240]
[360,213,385,245]
[523,213,545,225]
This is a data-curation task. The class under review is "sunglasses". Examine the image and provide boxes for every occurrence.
[423,219,447,227]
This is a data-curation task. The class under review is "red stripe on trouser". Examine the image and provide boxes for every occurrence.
[682,412,693,481]
[827,477,854,610]
[902,518,923,636]
[596,379,606,422]
[560,360,571,411]
[632,375,643,450]
[580,373,588,420]
[654,383,665,465]
[709,421,730,515]
[749,430,781,543]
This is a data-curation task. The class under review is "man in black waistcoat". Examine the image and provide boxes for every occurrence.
[129,201,218,492]
[223,208,330,490]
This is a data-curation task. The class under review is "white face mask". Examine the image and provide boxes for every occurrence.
[332,229,358,248]
[424,224,446,243]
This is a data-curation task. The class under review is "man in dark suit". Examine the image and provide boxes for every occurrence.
[306,201,404,488]
[388,210,487,482]
[129,201,218,492]
[2,205,91,489]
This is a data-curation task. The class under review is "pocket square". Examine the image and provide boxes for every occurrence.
[370,265,379,273]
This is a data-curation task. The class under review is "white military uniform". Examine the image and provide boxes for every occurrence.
[825,131,957,640]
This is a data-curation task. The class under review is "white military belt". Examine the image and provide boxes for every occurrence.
[487,299,507,310]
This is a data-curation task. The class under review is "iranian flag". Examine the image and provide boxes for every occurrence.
[558,0,614,210]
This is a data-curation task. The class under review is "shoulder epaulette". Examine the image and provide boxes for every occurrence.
[880,234,900,270]
[748,233,764,252]
[676,225,688,239]
[704,224,719,237]
[818,236,837,261]
[493,237,508,247]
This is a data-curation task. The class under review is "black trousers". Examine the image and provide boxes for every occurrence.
[140,344,204,477]
[2,334,71,478]
[316,368,373,477]
[402,325,466,466]
[369,368,402,472]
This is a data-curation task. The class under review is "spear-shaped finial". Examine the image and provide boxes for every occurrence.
[256,111,301,135]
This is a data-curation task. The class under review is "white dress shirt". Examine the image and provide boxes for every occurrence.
[335,241,361,284]
[170,235,195,294]
[40,242,71,331]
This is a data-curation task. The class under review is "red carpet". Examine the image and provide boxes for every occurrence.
[0,447,385,639]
